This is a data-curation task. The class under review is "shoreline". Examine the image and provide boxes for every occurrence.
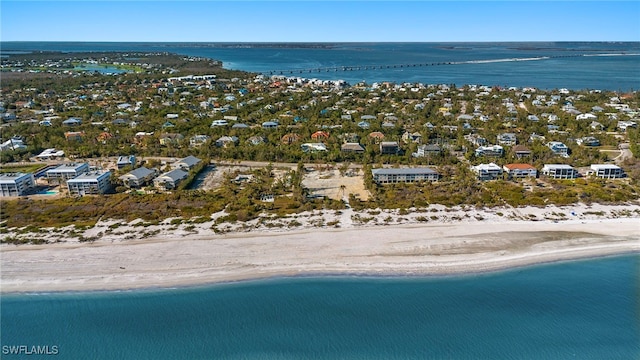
[2,218,639,294]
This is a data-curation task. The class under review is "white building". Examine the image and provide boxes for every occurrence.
[36,148,65,160]
[547,141,569,157]
[46,163,90,184]
[542,164,578,179]
[589,164,625,179]
[372,167,440,184]
[503,164,537,179]
[67,170,111,195]
[475,145,504,157]
[301,143,327,152]
[0,172,35,197]
[471,163,503,181]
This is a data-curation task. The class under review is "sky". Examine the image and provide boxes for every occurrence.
[1,1,639,42]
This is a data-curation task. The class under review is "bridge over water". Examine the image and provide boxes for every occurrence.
[264,54,591,76]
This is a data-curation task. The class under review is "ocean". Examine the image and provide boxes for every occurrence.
[2,255,639,359]
[1,42,639,90]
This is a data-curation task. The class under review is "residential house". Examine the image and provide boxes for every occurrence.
[159,133,184,146]
[402,131,422,144]
[341,143,365,153]
[372,167,439,184]
[172,156,202,171]
[497,133,517,146]
[64,131,84,141]
[154,169,189,190]
[380,141,400,155]
[117,155,136,169]
[576,137,600,147]
[471,163,503,181]
[547,141,569,157]
[211,119,229,127]
[215,136,239,147]
[590,121,604,131]
[368,132,385,143]
[542,164,578,179]
[262,121,279,129]
[589,164,625,179]
[36,148,65,160]
[189,135,210,147]
[512,145,532,159]
[62,117,82,126]
[231,123,249,129]
[357,121,370,129]
[46,163,90,184]
[618,121,637,131]
[247,136,266,146]
[413,144,442,158]
[475,145,504,157]
[301,143,327,152]
[0,172,36,197]
[281,133,301,144]
[576,113,597,120]
[503,164,537,179]
[0,137,26,152]
[464,134,487,147]
[311,131,330,141]
[119,167,157,188]
[67,170,111,195]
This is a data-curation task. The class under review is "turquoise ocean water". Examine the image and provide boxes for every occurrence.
[2,255,639,359]
[2,42,639,90]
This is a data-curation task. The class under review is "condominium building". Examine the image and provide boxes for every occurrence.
[0,172,36,197]
[67,170,112,195]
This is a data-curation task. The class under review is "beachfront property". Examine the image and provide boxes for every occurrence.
[46,163,90,184]
[471,163,503,181]
[503,164,537,179]
[117,155,136,169]
[66,170,112,195]
[547,141,569,157]
[475,145,504,157]
[154,169,189,190]
[171,156,202,171]
[542,164,578,179]
[119,167,157,188]
[589,164,625,179]
[0,172,36,197]
[372,167,439,184]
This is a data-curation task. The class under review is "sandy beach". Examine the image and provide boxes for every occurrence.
[2,203,639,293]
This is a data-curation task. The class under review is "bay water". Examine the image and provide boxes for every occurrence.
[2,42,639,90]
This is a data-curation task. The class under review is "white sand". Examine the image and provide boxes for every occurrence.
[2,209,639,293]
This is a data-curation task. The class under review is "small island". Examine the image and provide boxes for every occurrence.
[1,51,639,292]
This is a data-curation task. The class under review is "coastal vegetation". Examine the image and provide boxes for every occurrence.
[1,51,639,232]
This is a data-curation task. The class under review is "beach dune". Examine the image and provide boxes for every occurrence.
[2,219,638,293]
